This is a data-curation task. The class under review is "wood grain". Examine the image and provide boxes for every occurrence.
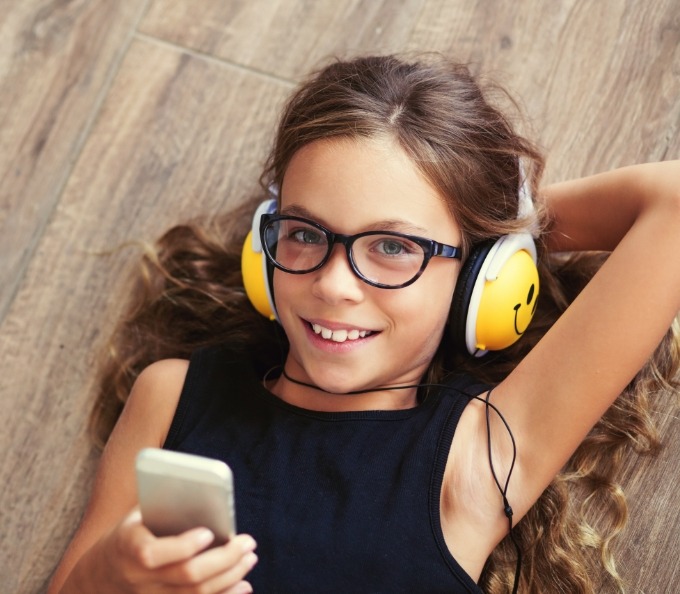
[618,410,679,590]
[0,1,678,592]
[0,0,149,324]
[139,0,428,80]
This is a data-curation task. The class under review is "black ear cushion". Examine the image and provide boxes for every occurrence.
[449,240,495,354]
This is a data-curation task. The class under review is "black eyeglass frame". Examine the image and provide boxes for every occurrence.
[260,213,462,289]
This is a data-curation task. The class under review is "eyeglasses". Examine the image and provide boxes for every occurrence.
[260,214,461,289]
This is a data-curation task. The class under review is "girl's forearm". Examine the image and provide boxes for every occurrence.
[541,160,680,252]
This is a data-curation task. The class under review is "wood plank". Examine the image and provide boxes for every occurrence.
[139,0,428,79]
[0,38,291,593]
[617,411,680,590]
[0,0,149,324]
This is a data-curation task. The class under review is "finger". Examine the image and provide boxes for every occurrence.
[128,526,216,570]
[159,534,257,585]
[172,551,258,593]
[119,507,158,540]
[121,507,143,527]
[201,552,258,593]
[221,580,255,594]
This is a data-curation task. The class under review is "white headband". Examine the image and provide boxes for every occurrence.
[517,162,539,237]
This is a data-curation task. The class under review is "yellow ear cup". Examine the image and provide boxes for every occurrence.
[241,230,276,320]
[475,249,539,351]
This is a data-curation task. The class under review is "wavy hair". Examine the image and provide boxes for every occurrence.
[90,55,679,593]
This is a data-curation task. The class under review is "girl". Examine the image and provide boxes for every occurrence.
[48,55,680,593]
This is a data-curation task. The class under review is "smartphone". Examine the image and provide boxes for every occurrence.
[136,448,236,545]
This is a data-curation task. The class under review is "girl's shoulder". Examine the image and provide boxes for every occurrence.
[133,358,190,404]
[124,358,190,446]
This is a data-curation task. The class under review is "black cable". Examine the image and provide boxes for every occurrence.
[485,388,522,594]
[278,367,523,593]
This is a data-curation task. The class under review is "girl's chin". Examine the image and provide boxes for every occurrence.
[294,370,366,395]
[283,358,374,394]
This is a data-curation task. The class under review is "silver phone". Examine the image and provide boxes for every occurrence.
[136,448,236,545]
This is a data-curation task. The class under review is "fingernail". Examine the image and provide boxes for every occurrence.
[235,583,253,594]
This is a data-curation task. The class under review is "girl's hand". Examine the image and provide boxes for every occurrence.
[83,508,258,594]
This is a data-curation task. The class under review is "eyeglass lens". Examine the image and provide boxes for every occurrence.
[263,218,427,287]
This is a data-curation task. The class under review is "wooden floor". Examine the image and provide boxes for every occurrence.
[1,1,679,592]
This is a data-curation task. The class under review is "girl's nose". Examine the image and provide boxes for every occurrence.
[311,246,365,305]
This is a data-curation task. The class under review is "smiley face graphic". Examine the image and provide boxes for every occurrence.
[513,282,538,335]
[474,248,539,352]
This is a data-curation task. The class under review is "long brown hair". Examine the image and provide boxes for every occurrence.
[90,54,679,593]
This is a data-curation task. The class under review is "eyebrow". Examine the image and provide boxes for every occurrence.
[279,204,431,235]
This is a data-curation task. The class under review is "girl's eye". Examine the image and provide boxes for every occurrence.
[378,240,406,255]
[372,237,418,257]
[291,228,325,244]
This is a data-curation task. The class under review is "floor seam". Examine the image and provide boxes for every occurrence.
[134,31,298,87]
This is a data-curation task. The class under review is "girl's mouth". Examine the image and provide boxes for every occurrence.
[308,322,376,343]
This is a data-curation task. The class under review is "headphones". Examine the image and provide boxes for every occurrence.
[241,179,539,357]
[241,198,279,321]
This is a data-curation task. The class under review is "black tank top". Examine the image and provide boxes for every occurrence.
[164,345,486,593]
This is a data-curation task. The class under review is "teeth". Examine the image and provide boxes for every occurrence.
[331,329,348,343]
[312,323,370,343]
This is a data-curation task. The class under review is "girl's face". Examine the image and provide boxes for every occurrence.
[271,137,462,410]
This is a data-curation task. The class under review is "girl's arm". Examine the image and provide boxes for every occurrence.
[47,359,257,594]
[492,160,680,517]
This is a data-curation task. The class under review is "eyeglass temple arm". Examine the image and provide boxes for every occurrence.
[434,243,462,259]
